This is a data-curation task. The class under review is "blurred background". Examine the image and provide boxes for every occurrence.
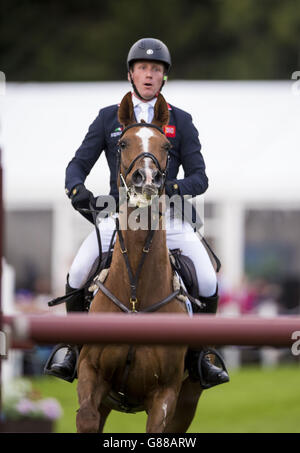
[1,0,300,433]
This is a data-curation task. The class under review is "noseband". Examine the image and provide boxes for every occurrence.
[117,123,170,194]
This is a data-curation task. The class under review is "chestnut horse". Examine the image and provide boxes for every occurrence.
[76,92,203,433]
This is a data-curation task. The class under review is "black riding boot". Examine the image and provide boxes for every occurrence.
[45,278,85,382]
[186,289,230,389]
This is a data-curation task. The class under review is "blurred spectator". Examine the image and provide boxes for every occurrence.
[279,277,300,314]
[219,275,282,315]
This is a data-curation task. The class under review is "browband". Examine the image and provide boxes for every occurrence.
[120,122,165,138]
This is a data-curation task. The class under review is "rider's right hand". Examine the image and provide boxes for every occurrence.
[70,184,96,212]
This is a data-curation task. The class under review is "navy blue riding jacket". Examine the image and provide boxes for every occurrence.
[65,101,208,201]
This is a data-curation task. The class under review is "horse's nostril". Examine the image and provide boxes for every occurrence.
[131,169,145,187]
[153,171,163,187]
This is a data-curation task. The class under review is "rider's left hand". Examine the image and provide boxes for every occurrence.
[165,180,180,197]
[70,184,96,212]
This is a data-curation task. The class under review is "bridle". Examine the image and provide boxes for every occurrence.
[117,122,170,197]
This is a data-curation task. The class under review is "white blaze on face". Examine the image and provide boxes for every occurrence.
[136,127,154,185]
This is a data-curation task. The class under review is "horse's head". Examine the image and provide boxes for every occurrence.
[117,92,171,207]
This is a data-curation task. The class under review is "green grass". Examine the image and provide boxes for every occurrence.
[30,364,300,433]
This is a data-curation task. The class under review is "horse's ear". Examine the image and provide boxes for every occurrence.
[118,92,135,128]
[152,93,169,128]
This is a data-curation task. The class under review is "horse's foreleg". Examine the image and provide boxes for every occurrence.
[164,378,203,433]
[145,387,179,433]
[76,358,110,433]
[98,404,112,433]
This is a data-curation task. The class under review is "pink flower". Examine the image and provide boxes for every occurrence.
[38,398,63,420]
[16,398,36,415]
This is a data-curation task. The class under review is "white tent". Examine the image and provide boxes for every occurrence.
[1,80,299,203]
[1,81,299,289]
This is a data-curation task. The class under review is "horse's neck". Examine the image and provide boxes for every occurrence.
[118,209,169,277]
[107,208,172,308]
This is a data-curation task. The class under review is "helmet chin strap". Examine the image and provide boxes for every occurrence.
[129,73,167,102]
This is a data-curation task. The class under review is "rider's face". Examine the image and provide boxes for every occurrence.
[128,61,165,100]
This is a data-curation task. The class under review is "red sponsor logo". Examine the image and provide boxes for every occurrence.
[163,125,176,137]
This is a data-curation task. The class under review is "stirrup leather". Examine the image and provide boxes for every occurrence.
[44,343,79,383]
[198,348,229,390]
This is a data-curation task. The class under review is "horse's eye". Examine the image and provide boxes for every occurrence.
[163,142,171,152]
[119,140,127,150]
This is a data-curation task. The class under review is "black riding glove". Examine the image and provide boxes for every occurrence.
[70,184,96,215]
[165,180,180,197]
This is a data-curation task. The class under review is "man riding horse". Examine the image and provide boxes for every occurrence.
[47,38,229,389]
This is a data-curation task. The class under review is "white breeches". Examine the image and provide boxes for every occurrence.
[69,214,217,298]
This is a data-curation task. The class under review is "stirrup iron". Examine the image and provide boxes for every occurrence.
[198,348,229,390]
[44,343,79,383]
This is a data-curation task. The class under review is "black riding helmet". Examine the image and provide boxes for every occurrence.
[127,38,171,100]
[127,38,172,73]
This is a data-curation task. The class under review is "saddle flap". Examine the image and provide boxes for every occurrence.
[86,250,113,287]
[169,249,199,298]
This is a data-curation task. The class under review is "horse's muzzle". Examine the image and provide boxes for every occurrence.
[131,168,164,193]
[142,184,158,199]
